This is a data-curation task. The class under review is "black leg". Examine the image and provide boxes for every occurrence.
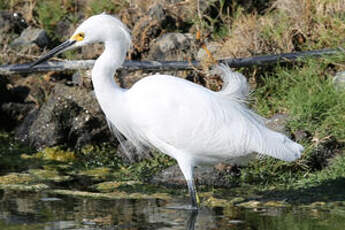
[187,179,199,209]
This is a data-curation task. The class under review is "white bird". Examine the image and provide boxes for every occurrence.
[31,14,304,209]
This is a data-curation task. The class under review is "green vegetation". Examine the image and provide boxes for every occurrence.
[86,0,129,16]
[235,54,345,190]
[35,0,68,39]
[0,132,35,173]
[0,0,344,207]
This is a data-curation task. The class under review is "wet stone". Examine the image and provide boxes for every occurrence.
[27,169,71,183]
[203,196,230,208]
[263,200,291,208]
[0,183,49,192]
[0,173,36,185]
[73,167,113,181]
[91,181,143,193]
[32,147,76,162]
[237,200,262,208]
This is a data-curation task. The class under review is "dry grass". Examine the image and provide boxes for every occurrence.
[214,0,345,59]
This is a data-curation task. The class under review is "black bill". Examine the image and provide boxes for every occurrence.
[30,40,76,68]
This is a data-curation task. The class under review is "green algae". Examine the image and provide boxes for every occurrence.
[0,173,36,185]
[0,183,49,192]
[28,169,72,183]
[91,181,143,193]
[0,132,36,172]
[47,189,171,201]
[32,147,76,162]
[73,167,113,181]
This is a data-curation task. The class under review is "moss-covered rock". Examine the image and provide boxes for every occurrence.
[47,189,171,201]
[0,173,35,185]
[0,183,49,192]
[32,146,76,162]
[28,169,71,183]
[91,181,143,193]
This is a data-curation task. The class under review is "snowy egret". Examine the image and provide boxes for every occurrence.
[31,14,304,209]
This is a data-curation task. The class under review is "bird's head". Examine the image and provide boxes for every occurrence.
[30,14,131,67]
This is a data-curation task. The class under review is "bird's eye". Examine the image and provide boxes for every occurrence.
[72,32,85,41]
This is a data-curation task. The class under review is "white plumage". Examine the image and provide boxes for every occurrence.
[32,14,304,209]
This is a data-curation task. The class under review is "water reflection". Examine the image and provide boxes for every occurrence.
[1,191,345,230]
[186,210,198,230]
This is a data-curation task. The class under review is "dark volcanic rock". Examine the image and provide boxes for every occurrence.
[147,32,194,61]
[0,76,38,130]
[0,11,27,34]
[11,26,50,48]
[151,164,239,188]
[1,102,35,130]
[130,3,188,59]
[15,84,114,150]
[307,136,344,171]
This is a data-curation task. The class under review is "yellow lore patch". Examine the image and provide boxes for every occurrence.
[71,32,85,41]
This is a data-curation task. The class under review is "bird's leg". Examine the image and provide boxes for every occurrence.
[177,158,199,209]
[187,178,200,209]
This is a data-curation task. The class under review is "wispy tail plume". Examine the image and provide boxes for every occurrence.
[215,64,249,101]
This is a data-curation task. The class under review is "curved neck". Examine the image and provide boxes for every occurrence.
[92,40,127,117]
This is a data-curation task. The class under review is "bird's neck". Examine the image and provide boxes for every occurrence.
[91,40,127,118]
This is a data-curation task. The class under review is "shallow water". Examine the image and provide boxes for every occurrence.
[1,191,345,230]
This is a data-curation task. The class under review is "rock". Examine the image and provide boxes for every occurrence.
[0,11,27,35]
[1,102,35,130]
[237,200,262,208]
[91,181,143,193]
[11,26,50,48]
[15,108,39,141]
[263,200,290,208]
[203,196,229,207]
[28,169,71,183]
[147,32,194,61]
[0,173,35,185]
[0,183,49,192]
[80,43,104,59]
[333,71,345,90]
[0,76,41,131]
[71,167,113,181]
[67,70,92,88]
[307,136,343,171]
[130,3,184,58]
[31,146,76,162]
[47,189,171,200]
[197,42,223,61]
[15,83,114,149]
[0,76,11,104]
[147,3,165,20]
[151,163,240,187]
